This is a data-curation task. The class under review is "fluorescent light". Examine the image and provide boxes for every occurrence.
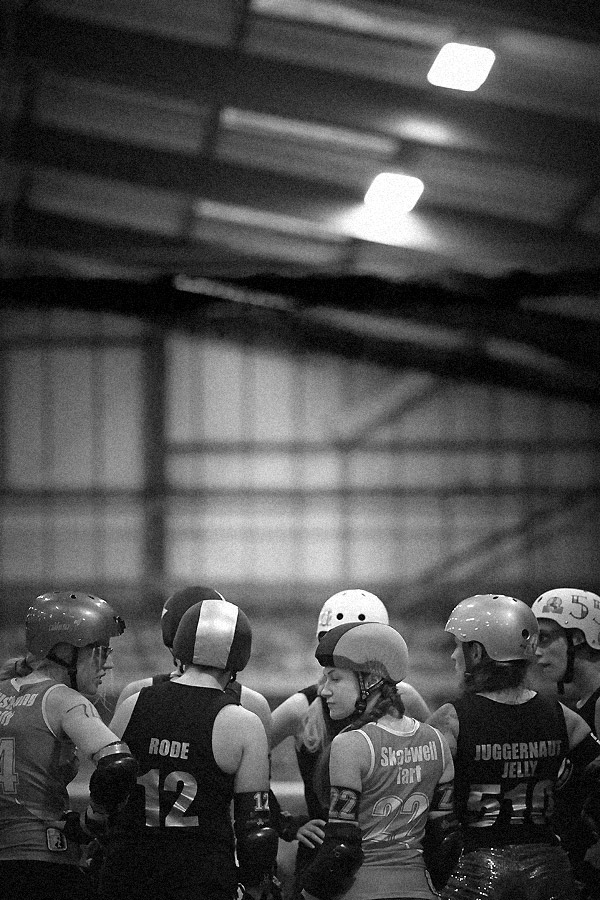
[364,173,424,215]
[427,42,495,91]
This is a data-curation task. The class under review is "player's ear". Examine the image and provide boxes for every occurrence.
[470,641,484,664]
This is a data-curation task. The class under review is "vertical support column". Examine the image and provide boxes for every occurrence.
[142,322,167,592]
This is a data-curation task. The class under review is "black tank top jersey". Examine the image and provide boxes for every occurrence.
[453,692,568,851]
[577,686,600,732]
[152,671,243,703]
[296,685,324,820]
[115,681,237,849]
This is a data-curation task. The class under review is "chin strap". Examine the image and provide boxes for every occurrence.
[354,673,384,715]
[47,647,80,690]
[557,632,577,694]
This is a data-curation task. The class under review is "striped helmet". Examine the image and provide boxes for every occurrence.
[172,598,252,674]
[161,585,225,649]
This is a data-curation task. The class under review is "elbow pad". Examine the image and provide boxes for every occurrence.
[301,821,363,900]
[89,742,138,814]
[234,791,278,885]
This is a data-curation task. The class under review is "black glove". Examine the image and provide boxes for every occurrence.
[62,810,92,845]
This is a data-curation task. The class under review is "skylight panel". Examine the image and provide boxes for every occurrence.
[427,43,496,91]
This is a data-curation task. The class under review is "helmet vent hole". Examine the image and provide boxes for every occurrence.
[336,613,343,620]
[358,614,366,621]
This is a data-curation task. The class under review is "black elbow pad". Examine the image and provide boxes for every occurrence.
[89,742,138,814]
[234,791,278,885]
[301,821,363,900]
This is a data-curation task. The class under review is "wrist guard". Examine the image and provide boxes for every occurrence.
[234,791,279,886]
[301,821,363,900]
[269,788,302,841]
[89,741,138,814]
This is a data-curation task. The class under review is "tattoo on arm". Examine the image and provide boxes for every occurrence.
[65,701,101,719]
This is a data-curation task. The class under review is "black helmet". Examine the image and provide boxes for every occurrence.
[161,585,225,649]
[172,598,252,674]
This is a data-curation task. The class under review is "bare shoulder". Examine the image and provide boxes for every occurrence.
[218,701,265,734]
[560,701,592,747]
[398,680,430,720]
[240,684,273,744]
[271,691,311,747]
[46,683,99,719]
[116,676,153,708]
[427,703,459,753]
[330,730,368,788]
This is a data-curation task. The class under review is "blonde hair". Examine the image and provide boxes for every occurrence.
[301,696,330,754]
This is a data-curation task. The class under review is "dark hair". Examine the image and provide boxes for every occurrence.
[312,681,404,806]
[463,643,529,694]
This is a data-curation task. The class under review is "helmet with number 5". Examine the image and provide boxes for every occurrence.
[26,590,125,658]
[532,588,600,651]
[316,589,389,640]
[445,594,538,661]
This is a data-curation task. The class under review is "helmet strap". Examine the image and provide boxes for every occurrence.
[47,647,80,690]
[355,672,384,714]
[558,632,576,693]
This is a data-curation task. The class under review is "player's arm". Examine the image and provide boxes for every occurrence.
[215,706,278,897]
[114,676,151,710]
[559,703,600,835]
[240,684,273,749]
[426,703,459,756]
[271,691,310,748]
[422,729,461,890]
[301,731,365,900]
[49,686,138,838]
[398,680,430,721]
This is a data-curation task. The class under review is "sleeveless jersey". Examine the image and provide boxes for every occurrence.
[577,685,600,732]
[452,692,568,852]
[103,682,239,898]
[340,717,447,900]
[0,675,80,864]
[152,671,243,703]
[116,682,236,836]
[554,685,600,869]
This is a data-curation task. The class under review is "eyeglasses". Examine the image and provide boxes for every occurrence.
[537,630,564,648]
[90,645,113,664]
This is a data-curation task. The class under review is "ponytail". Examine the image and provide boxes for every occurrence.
[0,655,34,680]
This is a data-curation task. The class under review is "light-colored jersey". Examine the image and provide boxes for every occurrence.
[344,718,447,899]
[0,676,80,864]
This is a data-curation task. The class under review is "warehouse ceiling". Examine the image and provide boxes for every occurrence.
[1,0,600,402]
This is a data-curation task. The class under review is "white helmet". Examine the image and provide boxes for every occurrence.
[316,589,389,640]
[532,588,600,651]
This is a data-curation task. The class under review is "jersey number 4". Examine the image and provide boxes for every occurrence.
[0,738,19,794]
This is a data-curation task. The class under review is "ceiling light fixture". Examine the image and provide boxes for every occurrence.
[427,42,496,91]
[364,173,424,216]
